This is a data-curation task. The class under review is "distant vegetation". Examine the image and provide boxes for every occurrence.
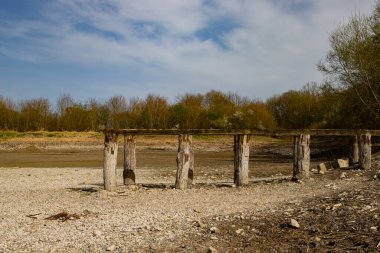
[0,2,379,132]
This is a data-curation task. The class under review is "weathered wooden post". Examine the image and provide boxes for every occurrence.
[188,146,195,185]
[349,135,359,165]
[234,134,250,186]
[123,135,136,185]
[292,134,310,181]
[175,134,192,189]
[103,131,119,191]
[359,132,371,170]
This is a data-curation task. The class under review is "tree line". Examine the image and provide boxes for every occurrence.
[0,91,277,131]
[1,2,379,132]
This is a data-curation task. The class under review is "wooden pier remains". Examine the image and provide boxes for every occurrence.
[102,129,380,191]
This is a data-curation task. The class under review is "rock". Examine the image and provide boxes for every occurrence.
[314,236,321,242]
[207,246,219,253]
[317,163,327,174]
[127,185,139,191]
[337,159,349,168]
[370,226,377,232]
[93,230,103,237]
[209,227,220,234]
[210,236,218,240]
[195,220,207,229]
[377,241,380,248]
[235,228,244,234]
[374,170,380,180]
[289,218,300,229]
[106,245,116,251]
[340,172,347,179]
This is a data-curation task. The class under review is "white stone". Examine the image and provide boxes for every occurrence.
[317,163,327,174]
[106,245,116,251]
[209,227,220,234]
[207,246,219,253]
[93,230,103,237]
[337,159,349,168]
[289,218,300,229]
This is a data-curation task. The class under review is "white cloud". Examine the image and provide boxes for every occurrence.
[0,0,376,100]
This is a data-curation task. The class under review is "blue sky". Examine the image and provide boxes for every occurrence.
[0,0,375,102]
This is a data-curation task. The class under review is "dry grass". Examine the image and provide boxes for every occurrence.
[0,131,286,146]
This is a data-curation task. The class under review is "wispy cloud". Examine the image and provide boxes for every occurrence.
[0,0,375,100]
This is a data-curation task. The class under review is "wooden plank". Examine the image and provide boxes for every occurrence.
[103,128,380,136]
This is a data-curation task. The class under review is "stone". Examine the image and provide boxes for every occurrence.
[289,218,300,229]
[235,228,244,234]
[370,226,377,232]
[106,245,116,251]
[210,236,218,240]
[209,227,220,234]
[337,159,349,168]
[195,221,207,229]
[340,172,347,179]
[207,246,219,253]
[317,163,327,174]
[377,241,380,248]
[93,230,103,237]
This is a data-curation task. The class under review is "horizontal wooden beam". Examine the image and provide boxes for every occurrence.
[103,129,380,137]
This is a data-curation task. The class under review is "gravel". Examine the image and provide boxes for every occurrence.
[0,166,373,252]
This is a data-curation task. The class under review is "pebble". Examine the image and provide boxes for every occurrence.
[210,236,218,240]
[207,246,219,253]
[340,172,347,179]
[106,245,116,251]
[93,230,103,237]
[235,228,244,234]
[289,218,300,229]
[195,221,207,229]
[370,226,377,232]
[209,227,220,234]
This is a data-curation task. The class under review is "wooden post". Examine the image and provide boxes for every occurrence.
[292,134,310,181]
[188,146,195,185]
[123,135,136,185]
[349,135,359,165]
[175,134,192,189]
[103,132,118,191]
[359,133,371,170]
[234,134,250,186]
